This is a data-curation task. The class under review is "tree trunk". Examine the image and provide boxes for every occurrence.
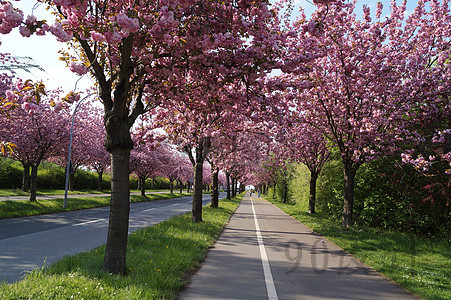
[69,172,75,192]
[342,162,358,228]
[192,154,204,222]
[282,183,288,203]
[226,172,231,200]
[170,179,174,194]
[211,167,219,208]
[273,183,276,199]
[137,176,141,191]
[187,181,190,193]
[179,180,183,194]
[151,178,155,190]
[102,148,131,275]
[21,163,30,192]
[29,164,38,202]
[140,177,147,197]
[308,171,319,214]
[97,170,103,192]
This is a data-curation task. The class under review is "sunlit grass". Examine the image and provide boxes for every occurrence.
[267,195,451,300]
[0,192,191,219]
[0,196,241,299]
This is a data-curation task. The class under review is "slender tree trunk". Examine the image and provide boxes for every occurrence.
[102,148,131,274]
[29,164,38,202]
[192,155,204,222]
[211,167,219,208]
[97,170,103,191]
[187,181,190,193]
[282,183,288,203]
[308,171,319,214]
[226,172,231,200]
[22,163,30,192]
[140,176,147,197]
[69,172,75,192]
[170,179,174,194]
[151,178,155,190]
[137,176,141,191]
[179,180,183,194]
[342,162,358,228]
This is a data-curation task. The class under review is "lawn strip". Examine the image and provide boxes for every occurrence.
[0,196,242,299]
[266,197,450,300]
[0,193,191,219]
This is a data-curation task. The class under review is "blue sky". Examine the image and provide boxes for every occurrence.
[1,0,421,92]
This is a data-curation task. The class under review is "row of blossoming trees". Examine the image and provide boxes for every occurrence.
[1,0,450,274]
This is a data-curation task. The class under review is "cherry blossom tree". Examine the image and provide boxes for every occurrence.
[283,1,451,227]
[0,81,69,201]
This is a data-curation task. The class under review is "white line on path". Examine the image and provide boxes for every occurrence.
[72,218,106,227]
[142,208,156,212]
[251,198,279,300]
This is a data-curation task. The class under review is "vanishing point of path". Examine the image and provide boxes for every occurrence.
[179,193,417,300]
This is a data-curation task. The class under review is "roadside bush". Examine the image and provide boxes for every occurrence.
[0,159,22,189]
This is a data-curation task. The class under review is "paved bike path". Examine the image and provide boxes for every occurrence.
[179,193,417,300]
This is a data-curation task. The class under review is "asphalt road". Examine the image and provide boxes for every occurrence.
[180,193,417,300]
[0,192,223,283]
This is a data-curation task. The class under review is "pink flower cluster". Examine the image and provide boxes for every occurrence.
[0,2,23,34]
[116,13,140,36]
[19,15,50,37]
[49,23,73,42]
[69,62,88,75]
[62,91,81,104]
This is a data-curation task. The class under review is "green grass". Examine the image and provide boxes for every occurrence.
[266,194,450,300]
[0,196,241,299]
[0,189,109,197]
[0,192,191,219]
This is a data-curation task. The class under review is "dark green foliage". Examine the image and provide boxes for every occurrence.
[0,159,111,190]
[0,159,22,189]
[289,154,450,238]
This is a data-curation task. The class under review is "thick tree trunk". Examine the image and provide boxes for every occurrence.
[29,164,38,202]
[102,148,131,274]
[140,176,146,197]
[342,162,358,228]
[211,167,219,208]
[308,171,319,214]
[97,170,103,191]
[226,172,231,200]
[192,157,204,222]
[22,163,30,192]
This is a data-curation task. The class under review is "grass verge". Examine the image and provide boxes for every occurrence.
[0,189,111,197]
[266,196,450,300]
[0,193,190,219]
[0,196,241,299]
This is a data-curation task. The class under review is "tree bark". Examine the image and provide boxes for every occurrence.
[282,183,288,203]
[179,180,183,194]
[140,176,146,197]
[69,172,75,192]
[170,179,174,194]
[102,148,131,274]
[226,172,231,200]
[308,171,319,214]
[97,170,103,192]
[29,164,38,202]
[211,167,219,208]
[21,163,30,192]
[192,153,204,222]
[342,162,358,228]
[273,183,276,199]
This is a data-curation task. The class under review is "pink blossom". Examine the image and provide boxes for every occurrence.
[90,30,106,42]
[49,23,73,42]
[19,26,31,37]
[69,62,88,76]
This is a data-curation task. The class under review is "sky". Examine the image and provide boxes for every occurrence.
[1,0,420,92]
